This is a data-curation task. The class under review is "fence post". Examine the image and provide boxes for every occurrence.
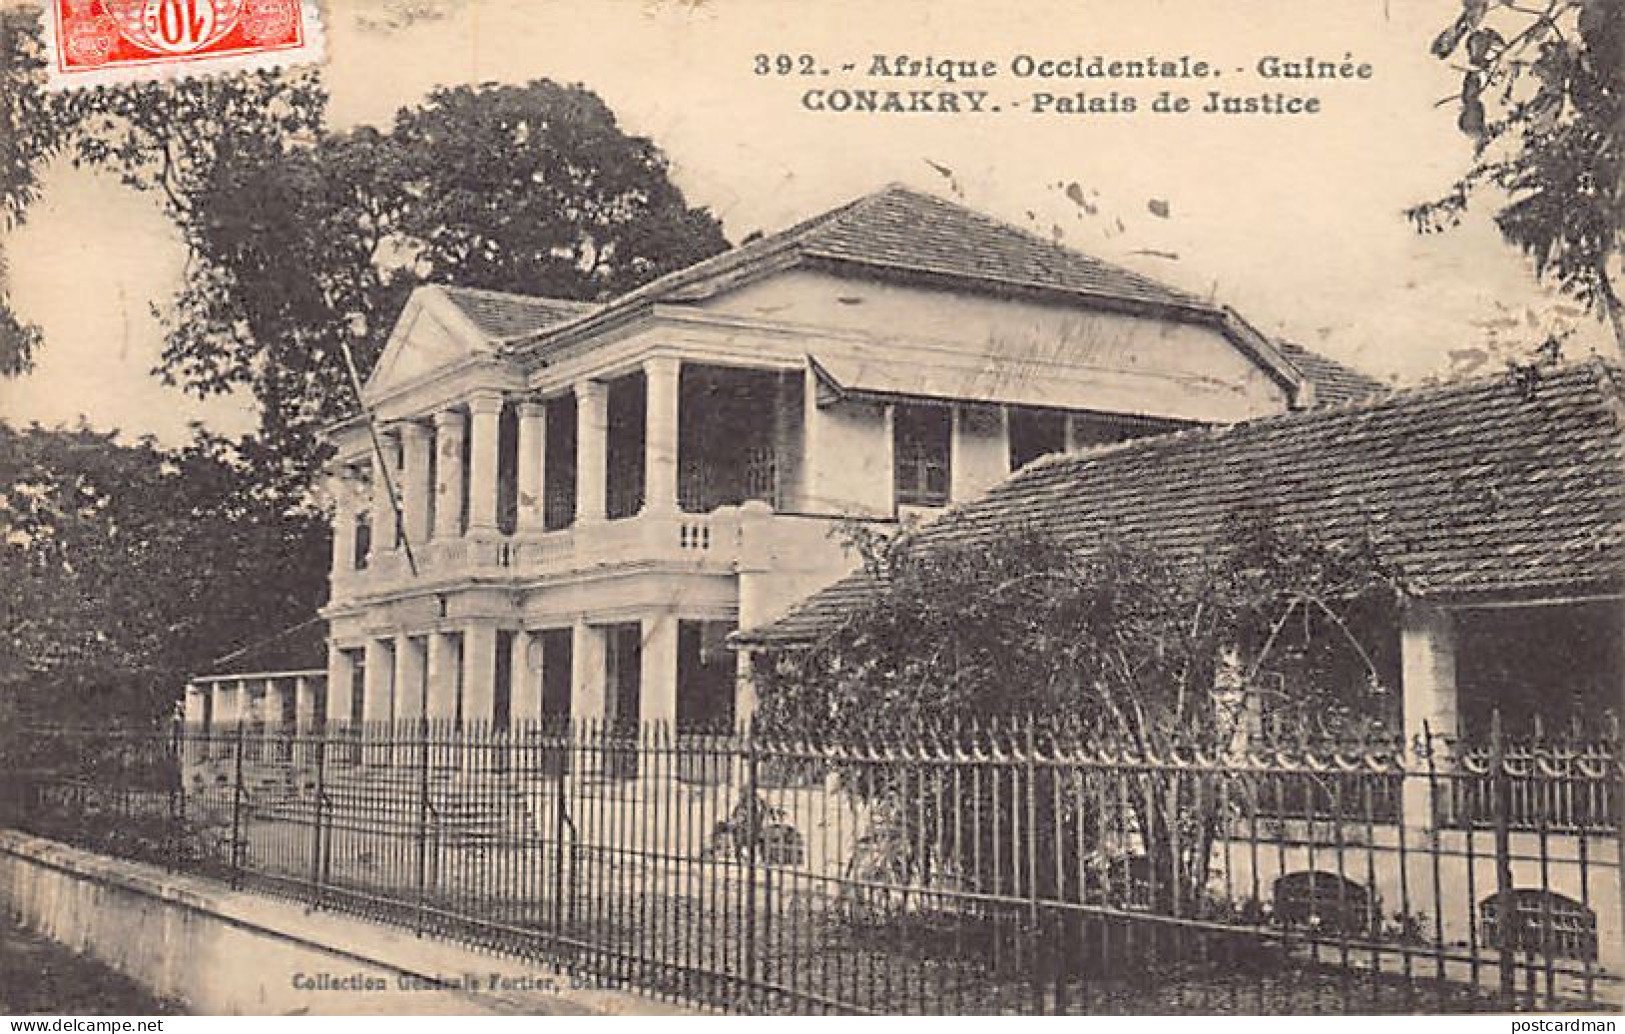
[230,718,246,890]
[1617,717,1625,1012]
[1491,708,1516,1003]
[310,725,328,909]
[742,720,760,1010]
[414,714,430,935]
[171,718,187,872]
[552,728,569,944]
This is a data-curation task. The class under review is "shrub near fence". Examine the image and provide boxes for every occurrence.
[2,717,1620,1015]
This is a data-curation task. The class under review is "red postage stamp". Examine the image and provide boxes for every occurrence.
[41,0,323,88]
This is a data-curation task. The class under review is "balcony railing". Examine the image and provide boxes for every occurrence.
[680,447,778,513]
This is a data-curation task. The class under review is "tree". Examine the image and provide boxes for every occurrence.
[750,518,1400,912]
[1410,0,1625,355]
[1,10,729,493]
[162,81,728,489]
[0,422,328,725]
[0,6,327,378]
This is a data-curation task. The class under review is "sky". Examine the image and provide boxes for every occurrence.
[0,0,1607,444]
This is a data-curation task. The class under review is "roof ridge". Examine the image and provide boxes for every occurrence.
[437,283,597,307]
[525,186,891,319]
[803,184,1214,311]
[1023,357,1622,477]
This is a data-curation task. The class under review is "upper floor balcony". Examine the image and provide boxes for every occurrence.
[324,350,1186,608]
[327,359,880,604]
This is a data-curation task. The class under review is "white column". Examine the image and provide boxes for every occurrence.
[371,435,401,554]
[575,381,608,524]
[952,404,1010,501]
[184,684,206,730]
[1402,603,1459,743]
[293,675,317,731]
[643,357,680,516]
[183,685,206,767]
[462,622,498,725]
[395,635,426,721]
[510,629,541,726]
[240,680,259,765]
[209,682,233,760]
[639,610,679,731]
[467,391,504,536]
[399,421,432,550]
[571,619,606,724]
[362,639,394,764]
[328,467,357,581]
[325,643,353,725]
[433,409,466,541]
[1401,602,1459,830]
[293,675,317,765]
[362,639,395,723]
[392,635,426,765]
[262,677,286,759]
[426,632,459,721]
[207,682,231,759]
[516,400,546,533]
[735,500,776,730]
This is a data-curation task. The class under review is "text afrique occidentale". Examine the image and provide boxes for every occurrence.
[786,52,1374,117]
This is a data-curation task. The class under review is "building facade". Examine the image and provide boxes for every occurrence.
[184,184,1379,747]
[737,359,1625,972]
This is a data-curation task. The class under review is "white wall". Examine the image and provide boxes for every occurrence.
[709,270,1291,424]
[800,366,894,517]
[953,403,1010,502]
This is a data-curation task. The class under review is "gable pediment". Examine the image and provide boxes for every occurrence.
[363,287,495,404]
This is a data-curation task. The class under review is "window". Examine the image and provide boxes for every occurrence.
[1481,890,1598,960]
[1008,408,1068,470]
[893,403,951,506]
[352,512,372,570]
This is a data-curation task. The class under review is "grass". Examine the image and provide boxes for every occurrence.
[0,917,185,1016]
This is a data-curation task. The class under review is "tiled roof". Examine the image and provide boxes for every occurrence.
[791,186,1206,311]
[498,183,1389,404]
[1277,340,1388,405]
[196,619,328,679]
[739,361,1625,647]
[439,285,598,341]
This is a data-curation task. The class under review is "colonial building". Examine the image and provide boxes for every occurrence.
[736,358,1625,970]
[738,358,1624,739]
[184,184,1381,747]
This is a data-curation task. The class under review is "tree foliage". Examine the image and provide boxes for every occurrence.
[755,520,1401,746]
[163,80,728,488]
[0,423,328,725]
[1,6,326,377]
[751,518,1401,909]
[0,10,729,720]
[1,8,728,493]
[1411,0,1625,353]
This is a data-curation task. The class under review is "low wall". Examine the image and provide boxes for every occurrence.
[0,830,684,1016]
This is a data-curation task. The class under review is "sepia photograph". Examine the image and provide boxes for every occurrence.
[0,0,1621,1020]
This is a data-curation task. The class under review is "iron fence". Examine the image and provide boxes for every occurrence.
[2,717,1621,1015]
